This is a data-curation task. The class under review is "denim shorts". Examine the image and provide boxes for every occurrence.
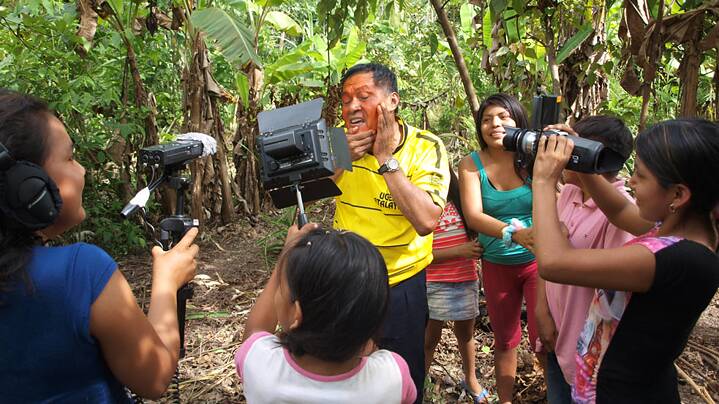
[427,280,479,321]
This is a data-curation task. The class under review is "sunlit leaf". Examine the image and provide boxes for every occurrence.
[265,41,311,78]
[460,3,474,34]
[267,61,315,84]
[482,8,493,50]
[343,26,366,70]
[256,0,285,6]
[235,72,250,109]
[265,11,301,36]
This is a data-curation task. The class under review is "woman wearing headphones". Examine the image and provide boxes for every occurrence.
[0,89,199,402]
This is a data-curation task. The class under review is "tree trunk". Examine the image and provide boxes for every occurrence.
[639,84,652,132]
[182,32,235,226]
[637,0,665,132]
[322,81,342,127]
[714,53,719,121]
[677,14,703,118]
[430,0,480,118]
[540,3,562,96]
[124,43,159,146]
[233,66,263,216]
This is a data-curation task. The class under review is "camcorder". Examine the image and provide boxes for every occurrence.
[121,133,216,364]
[502,95,624,174]
[257,98,351,225]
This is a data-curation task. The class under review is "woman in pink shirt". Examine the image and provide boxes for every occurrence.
[534,117,634,403]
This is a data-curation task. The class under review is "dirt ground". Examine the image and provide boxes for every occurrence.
[121,206,719,403]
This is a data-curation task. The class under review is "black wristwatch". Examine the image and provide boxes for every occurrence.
[378,157,400,174]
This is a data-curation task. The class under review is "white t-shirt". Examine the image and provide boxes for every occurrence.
[235,332,417,404]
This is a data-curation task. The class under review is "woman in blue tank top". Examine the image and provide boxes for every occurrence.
[458,93,541,404]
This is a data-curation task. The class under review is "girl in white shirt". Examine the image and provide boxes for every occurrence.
[236,224,416,404]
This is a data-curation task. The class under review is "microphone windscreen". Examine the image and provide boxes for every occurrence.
[177,132,217,157]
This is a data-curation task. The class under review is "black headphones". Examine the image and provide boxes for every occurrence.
[0,141,62,230]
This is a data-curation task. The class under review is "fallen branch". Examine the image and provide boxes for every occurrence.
[676,363,716,404]
[687,340,719,365]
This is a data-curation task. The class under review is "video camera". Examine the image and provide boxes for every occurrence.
[257,98,351,225]
[502,95,624,174]
[121,133,216,368]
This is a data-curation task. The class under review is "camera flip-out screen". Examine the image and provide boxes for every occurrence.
[257,98,352,209]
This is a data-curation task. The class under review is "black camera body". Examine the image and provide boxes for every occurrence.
[258,116,336,190]
[502,95,624,174]
[139,140,203,168]
[502,127,624,173]
[257,98,351,209]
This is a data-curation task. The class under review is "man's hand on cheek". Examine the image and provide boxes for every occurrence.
[346,126,375,161]
[373,104,400,163]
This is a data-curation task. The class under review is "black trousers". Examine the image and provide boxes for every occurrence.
[379,270,428,404]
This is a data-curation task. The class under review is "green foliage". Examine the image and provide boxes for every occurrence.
[0,0,182,255]
[257,208,296,268]
[1,0,715,260]
[191,7,261,67]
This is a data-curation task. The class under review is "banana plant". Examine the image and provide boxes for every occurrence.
[192,0,367,102]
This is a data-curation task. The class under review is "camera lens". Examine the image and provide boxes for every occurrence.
[519,130,538,156]
[502,126,521,152]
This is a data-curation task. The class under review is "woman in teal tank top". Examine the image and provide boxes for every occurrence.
[458,93,542,404]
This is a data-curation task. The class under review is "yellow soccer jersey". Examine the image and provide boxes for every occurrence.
[333,120,450,286]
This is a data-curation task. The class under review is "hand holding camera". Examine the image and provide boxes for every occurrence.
[151,227,200,291]
[543,123,578,137]
[533,135,575,185]
[281,222,320,254]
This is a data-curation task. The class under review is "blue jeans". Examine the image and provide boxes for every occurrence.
[546,352,573,404]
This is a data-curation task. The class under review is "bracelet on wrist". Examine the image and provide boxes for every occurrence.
[502,218,526,248]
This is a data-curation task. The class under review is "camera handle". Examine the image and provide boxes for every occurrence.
[293,183,308,228]
[157,174,197,359]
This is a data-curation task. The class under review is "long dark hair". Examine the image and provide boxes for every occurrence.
[474,93,530,183]
[475,93,529,150]
[636,119,719,249]
[277,228,389,362]
[447,168,476,240]
[0,89,53,298]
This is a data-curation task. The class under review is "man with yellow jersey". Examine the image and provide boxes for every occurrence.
[333,63,450,403]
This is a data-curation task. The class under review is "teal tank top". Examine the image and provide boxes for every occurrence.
[471,151,535,265]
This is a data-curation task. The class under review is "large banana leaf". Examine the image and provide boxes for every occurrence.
[556,25,594,64]
[191,7,261,68]
[265,41,312,83]
[342,26,366,71]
